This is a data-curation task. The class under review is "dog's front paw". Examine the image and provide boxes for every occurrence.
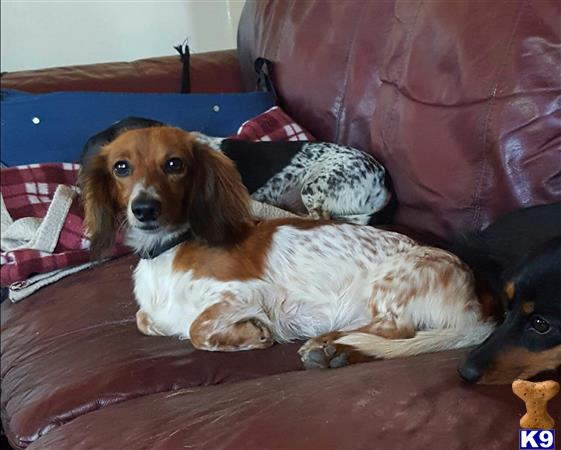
[298,332,373,369]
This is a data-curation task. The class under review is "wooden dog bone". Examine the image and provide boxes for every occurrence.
[512,379,560,430]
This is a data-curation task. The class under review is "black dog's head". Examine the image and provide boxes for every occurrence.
[459,237,561,384]
[81,117,164,164]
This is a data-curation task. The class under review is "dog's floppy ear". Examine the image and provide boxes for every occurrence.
[188,142,251,246]
[78,152,118,259]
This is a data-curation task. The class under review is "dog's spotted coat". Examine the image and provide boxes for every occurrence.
[196,135,392,225]
[253,143,390,224]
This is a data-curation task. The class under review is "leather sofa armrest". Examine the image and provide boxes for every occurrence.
[0,49,244,94]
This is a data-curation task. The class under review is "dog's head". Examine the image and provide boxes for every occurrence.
[79,126,251,258]
[458,238,561,384]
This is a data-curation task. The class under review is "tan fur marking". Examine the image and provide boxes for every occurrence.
[476,286,501,321]
[136,310,165,336]
[479,345,561,384]
[522,301,535,315]
[189,299,273,351]
[412,251,468,301]
[173,218,331,281]
[505,281,516,301]
[359,323,416,339]
[440,265,455,288]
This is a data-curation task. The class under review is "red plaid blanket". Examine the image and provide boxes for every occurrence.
[0,106,314,286]
[0,163,130,286]
[236,106,315,141]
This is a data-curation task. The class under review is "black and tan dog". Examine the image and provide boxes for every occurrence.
[455,203,561,384]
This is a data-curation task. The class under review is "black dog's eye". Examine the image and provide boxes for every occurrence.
[530,316,551,334]
[113,160,131,177]
[164,157,184,174]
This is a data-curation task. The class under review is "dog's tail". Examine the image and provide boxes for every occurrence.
[334,322,494,359]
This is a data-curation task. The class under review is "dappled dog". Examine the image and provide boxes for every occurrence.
[79,126,494,366]
[455,203,561,384]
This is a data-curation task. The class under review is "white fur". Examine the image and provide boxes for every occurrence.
[334,325,495,358]
[127,181,159,224]
[125,181,188,255]
[133,223,492,352]
[251,143,391,223]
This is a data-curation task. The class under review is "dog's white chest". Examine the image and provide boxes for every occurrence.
[132,252,218,337]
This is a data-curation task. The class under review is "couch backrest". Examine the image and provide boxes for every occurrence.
[237,0,561,239]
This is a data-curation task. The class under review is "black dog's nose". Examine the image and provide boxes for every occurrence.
[131,198,161,222]
[457,362,482,383]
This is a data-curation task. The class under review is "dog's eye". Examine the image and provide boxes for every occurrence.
[530,316,550,334]
[164,157,183,174]
[113,160,131,177]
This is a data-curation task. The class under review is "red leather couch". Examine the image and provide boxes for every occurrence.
[2,1,560,449]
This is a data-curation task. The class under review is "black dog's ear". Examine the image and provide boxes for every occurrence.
[187,142,252,246]
[80,117,165,164]
[78,152,118,259]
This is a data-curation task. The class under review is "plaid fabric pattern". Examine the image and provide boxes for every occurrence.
[0,107,314,286]
[1,163,129,286]
[236,106,315,141]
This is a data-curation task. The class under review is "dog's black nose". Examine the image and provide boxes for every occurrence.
[132,198,161,222]
[457,362,482,383]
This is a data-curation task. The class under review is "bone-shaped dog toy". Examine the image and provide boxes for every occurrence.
[512,379,559,429]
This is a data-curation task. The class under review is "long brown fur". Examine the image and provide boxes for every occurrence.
[78,153,118,259]
[186,143,252,246]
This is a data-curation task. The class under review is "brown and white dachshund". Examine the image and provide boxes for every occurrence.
[79,126,497,373]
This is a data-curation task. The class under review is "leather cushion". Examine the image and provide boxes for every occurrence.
[26,350,560,450]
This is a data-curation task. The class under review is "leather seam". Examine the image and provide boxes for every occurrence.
[273,0,293,67]
[383,0,424,146]
[333,1,369,143]
[470,0,526,230]
[380,0,424,191]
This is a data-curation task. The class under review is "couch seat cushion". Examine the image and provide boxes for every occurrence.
[26,350,561,450]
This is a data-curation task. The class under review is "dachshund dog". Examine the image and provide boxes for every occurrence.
[455,203,561,384]
[79,126,494,367]
[83,117,394,225]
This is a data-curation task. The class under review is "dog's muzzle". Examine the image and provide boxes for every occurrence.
[131,197,161,223]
